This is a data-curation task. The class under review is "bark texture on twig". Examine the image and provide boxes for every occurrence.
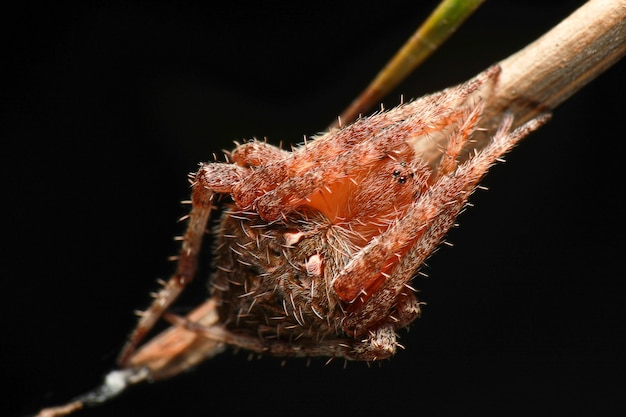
[482,0,626,134]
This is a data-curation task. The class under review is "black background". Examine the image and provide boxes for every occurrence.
[5,1,626,416]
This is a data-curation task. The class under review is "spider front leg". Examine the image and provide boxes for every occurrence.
[117,161,247,367]
[337,114,550,337]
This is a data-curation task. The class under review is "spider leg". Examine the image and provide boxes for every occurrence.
[432,99,484,181]
[117,162,247,367]
[230,139,291,167]
[336,114,550,336]
[163,311,349,358]
[127,298,225,380]
[391,289,424,329]
[163,311,399,361]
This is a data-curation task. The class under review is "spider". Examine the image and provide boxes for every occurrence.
[113,65,548,379]
[35,65,549,417]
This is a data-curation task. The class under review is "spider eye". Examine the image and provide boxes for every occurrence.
[392,168,408,184]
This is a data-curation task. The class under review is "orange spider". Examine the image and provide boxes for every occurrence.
[118,65,548,369]
[36,65,548,417]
